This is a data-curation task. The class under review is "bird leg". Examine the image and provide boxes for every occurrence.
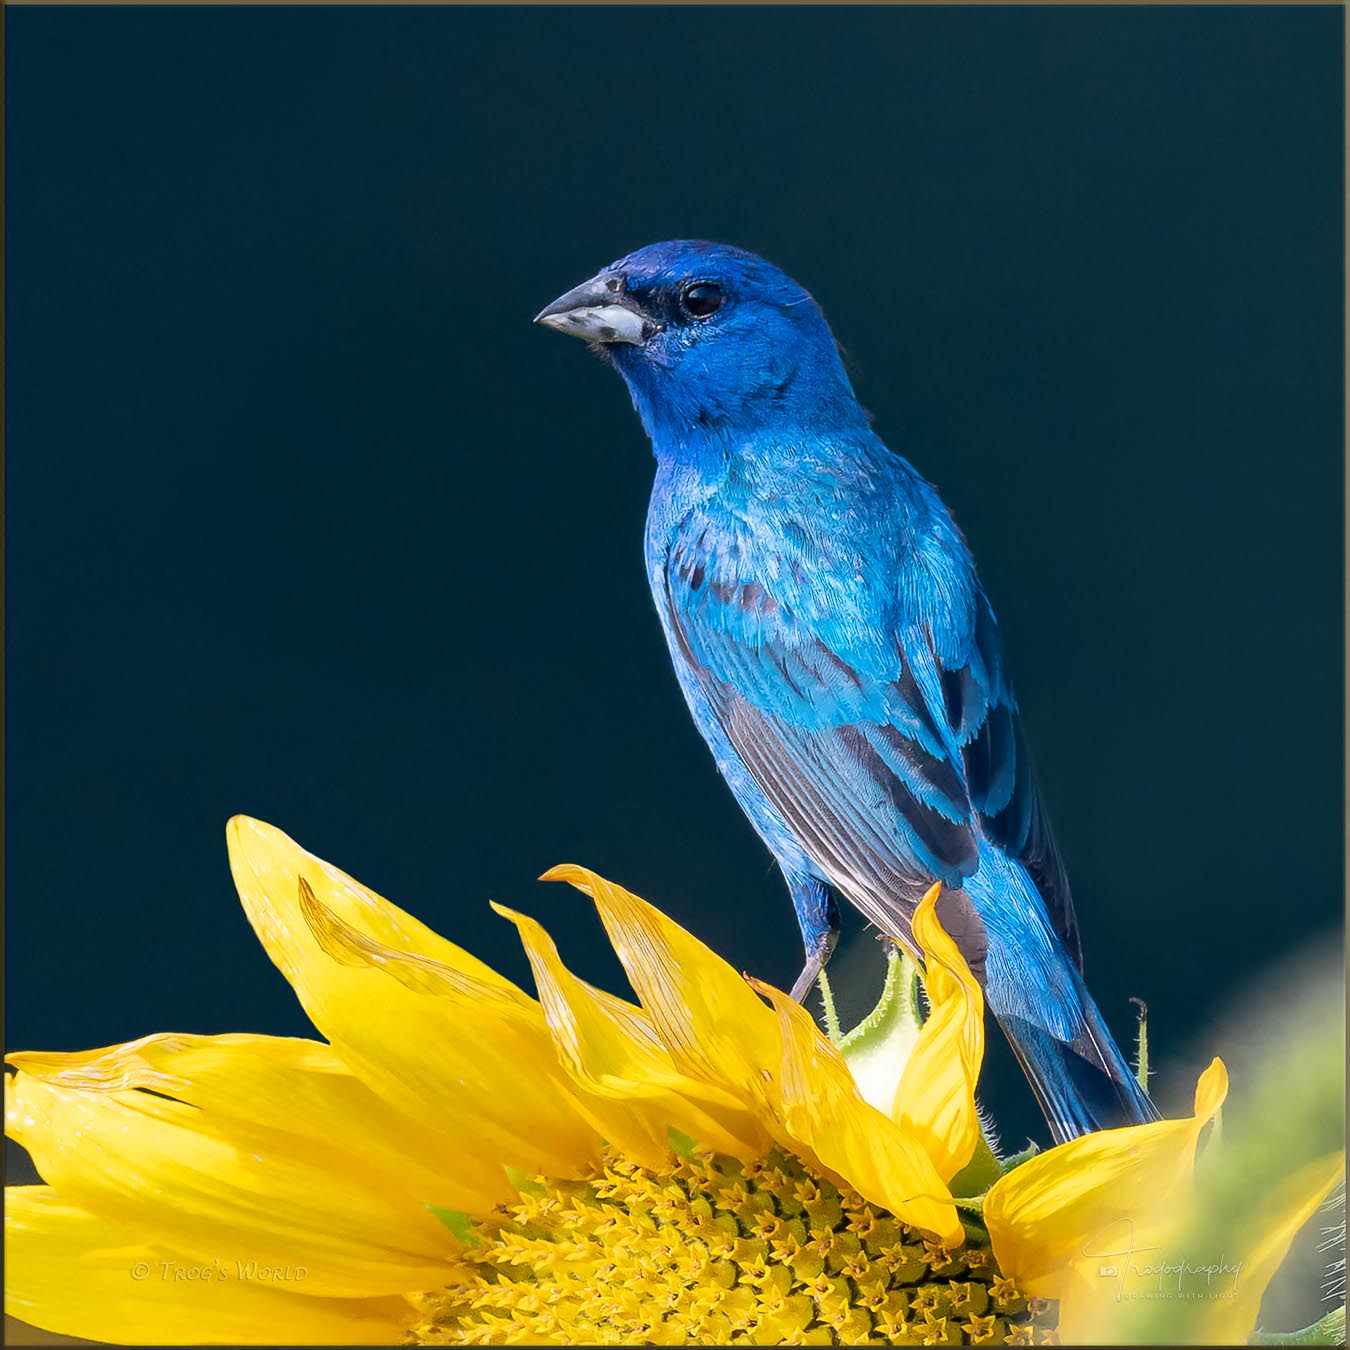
[787,875,841,1003]
[789,926,838,1003]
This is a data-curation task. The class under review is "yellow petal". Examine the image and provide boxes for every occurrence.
[894,884,985,1182]
[493,903,771,1166]
[5,1187,415,1345]
[1011,1139,1341,1344]
[227,817,600,1180]
[753,980,964,1246]
[547,865,962,1241]
[9,1033,483,1208]
[7,1035,464,1298]
[227,815,510,985]
[985,1058,1229,1329]
[542,865,783,1106]
[1195,1151,1344,1345]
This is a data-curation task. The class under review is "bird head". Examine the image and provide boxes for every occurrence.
[536,240,865,449]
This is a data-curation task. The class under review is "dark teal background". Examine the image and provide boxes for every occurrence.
[6,5,1344,1149]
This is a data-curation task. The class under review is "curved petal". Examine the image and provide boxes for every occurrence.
[1195,1151,1345,1345]
[753,980,964,1246]
[985,1059,1229,1308]
[893,884,985,1183]
[493,903,771,1166]
[227,818,600,1179]
[5,1187,415,1345]
[227,816,510,985]
[541,865,782,1105]
[545,864,961,1241]
[6,1035,466,1297]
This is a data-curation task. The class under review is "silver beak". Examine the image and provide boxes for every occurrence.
[534,272,656,345]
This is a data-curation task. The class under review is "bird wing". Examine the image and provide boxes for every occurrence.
[663,513,1080,966]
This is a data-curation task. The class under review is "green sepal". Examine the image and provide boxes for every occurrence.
[949,1134,1003,1196]
[816,967,843,1043]
[505,1166,548,1196]
[838,946,924,1053]
[998,1143,1041,1174]
[667,1125,698,1160]
[1130,995,1151,1093]
[426,1204,482,1246]
[1250,1306,1346,1345]
[950,1194,991,1245]
[838,946,925,1114]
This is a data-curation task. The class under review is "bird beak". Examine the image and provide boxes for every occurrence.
[534,271,657,345]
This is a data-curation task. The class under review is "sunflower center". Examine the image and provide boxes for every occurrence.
[408,1148,1053,1346]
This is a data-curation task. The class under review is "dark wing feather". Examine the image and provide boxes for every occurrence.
[665,528,1080,966]
[957,595,1080,965]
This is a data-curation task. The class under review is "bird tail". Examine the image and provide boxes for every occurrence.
[998,972,1159,1144]
[961,848,1160,1143]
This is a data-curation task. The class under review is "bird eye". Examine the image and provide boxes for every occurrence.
[680,282,725,319]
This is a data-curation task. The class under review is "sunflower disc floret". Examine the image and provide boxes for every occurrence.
[412,1147,1047,1347]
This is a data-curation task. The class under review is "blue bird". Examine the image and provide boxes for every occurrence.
[536,240,1158,1142]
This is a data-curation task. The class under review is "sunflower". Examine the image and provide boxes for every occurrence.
[4,818,1341,1346]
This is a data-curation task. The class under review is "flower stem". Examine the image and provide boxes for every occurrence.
[1250,1305,1346,1345]
[818,968,843,1044]
[1130,996,1149,1092]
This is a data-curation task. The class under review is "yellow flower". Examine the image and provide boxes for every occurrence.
[5,817,1340,1346]
[985,1062,1344,1345]
[4,817,1011,1346]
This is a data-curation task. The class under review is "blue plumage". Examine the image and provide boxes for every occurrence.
[537,240,1157,1142]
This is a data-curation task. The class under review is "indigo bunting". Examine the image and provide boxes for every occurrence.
[537,241,1157,1141]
